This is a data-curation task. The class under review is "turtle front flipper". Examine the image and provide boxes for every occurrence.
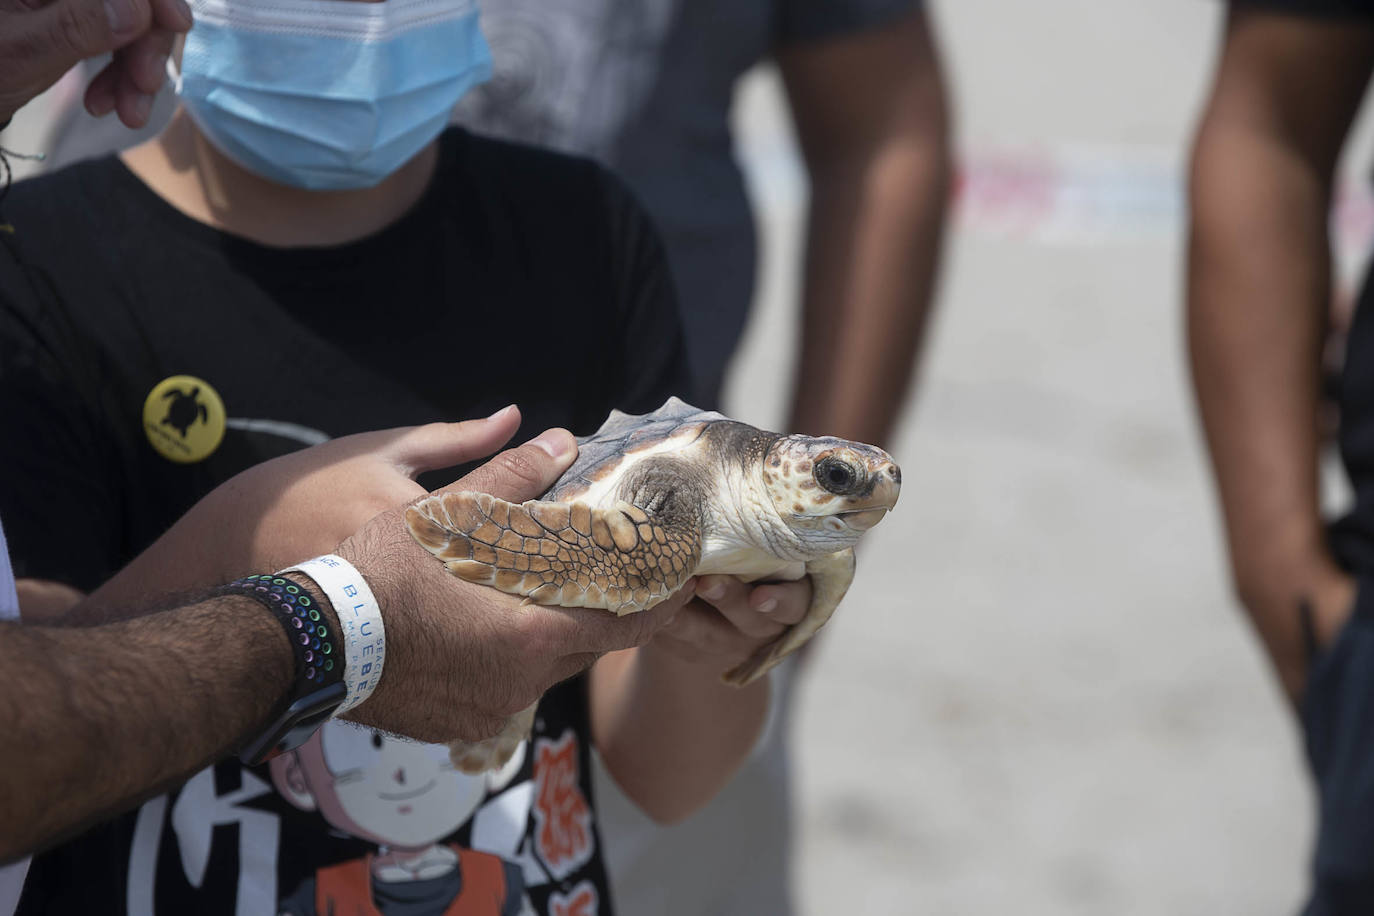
[722,547,856,686]
[405,492,702,615]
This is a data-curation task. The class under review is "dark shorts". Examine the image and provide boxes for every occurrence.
[1302,576,1374,914]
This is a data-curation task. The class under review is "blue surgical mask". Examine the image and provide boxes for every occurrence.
[173,0,491,191]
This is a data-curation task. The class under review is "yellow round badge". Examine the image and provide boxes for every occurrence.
[143,375,226,464]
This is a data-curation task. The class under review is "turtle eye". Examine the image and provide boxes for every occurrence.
[815,457,861,495]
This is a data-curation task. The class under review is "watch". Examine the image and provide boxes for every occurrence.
[238,680,348,766]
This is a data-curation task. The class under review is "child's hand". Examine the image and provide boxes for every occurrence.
[648,574,813,672]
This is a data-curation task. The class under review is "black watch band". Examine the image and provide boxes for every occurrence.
[238,681,347,766]
[218,574,347,765]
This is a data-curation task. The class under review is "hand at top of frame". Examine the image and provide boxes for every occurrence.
[0,0,191,128]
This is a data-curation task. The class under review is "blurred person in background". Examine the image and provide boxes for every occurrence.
[1189,2,1374,911]
[0,0,816,910]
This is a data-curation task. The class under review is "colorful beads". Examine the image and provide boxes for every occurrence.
[220,574,343,688]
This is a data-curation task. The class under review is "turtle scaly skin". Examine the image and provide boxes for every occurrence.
[406,397,901,772]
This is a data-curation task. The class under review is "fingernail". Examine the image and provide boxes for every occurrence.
[87,93,115,117]
[531,429,573,460]
[175,0,193,25]
[151,53,170,87]
[132,93,152,122]
[104,0,135,34]
[701,581,726,601]
[756,598,778,614]
[486,404,516,422]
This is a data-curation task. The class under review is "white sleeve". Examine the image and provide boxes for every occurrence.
[0,518,18,621]
[0,518,33,913]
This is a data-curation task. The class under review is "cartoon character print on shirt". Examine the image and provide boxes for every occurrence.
[531,733,593,881]
[103,683,610,915]
[269,722,533,916]
[548,882,599,916]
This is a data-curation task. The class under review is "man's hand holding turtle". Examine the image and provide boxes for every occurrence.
[335,427,693,745]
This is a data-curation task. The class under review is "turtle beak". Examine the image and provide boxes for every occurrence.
[836,508,889,531]
[864,458,901,511]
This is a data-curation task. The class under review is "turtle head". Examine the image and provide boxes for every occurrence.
[761,435,901,543]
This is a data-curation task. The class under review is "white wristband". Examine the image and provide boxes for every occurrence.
[282,554,386,716]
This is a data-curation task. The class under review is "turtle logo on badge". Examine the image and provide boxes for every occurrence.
[143,375,226,464]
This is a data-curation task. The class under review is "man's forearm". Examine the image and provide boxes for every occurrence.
[589,646,768,825]
[0,590,308,862]
[787,134,950,445]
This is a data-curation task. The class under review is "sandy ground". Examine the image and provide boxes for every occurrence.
[724,2,1374,913]
[7,1,1374,912]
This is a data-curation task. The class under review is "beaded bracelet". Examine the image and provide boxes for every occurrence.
[218,574,344,691]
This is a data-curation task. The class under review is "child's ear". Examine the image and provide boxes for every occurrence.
[269,751,318,812]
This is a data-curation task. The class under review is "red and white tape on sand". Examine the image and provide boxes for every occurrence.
[954,145,1374,266]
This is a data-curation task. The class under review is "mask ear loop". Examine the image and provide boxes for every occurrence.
[2,57,181,231]
[166,55,185,96]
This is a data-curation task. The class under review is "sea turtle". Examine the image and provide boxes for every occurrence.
[404,397,901,772]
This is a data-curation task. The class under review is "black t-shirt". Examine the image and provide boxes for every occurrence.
[0,128,690,914]
[1335,272,1374,572]
[1228,0,1374,15]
